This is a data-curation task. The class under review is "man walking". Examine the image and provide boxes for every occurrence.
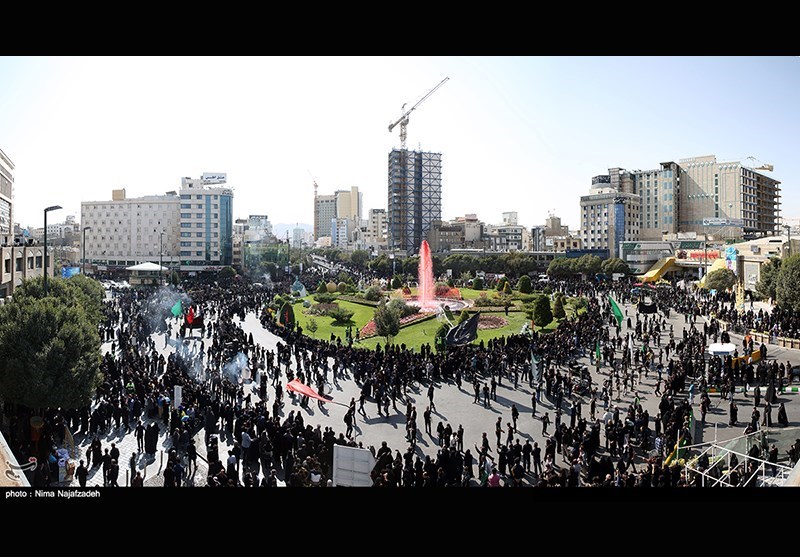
[541,412,551,436]
[427,384,436,412]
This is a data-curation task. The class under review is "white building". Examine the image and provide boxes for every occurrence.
[331,217,350,248]
[292,227,304,249]
[81,188,181,270]
[178,175,234,270]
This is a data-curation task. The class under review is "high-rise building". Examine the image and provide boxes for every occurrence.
[388,149,442,253]
[335,186,362,223]
[292,227,304,249]
[331,217,350,248]
[82,190,181,270]
[601,156,780,243]
[0,148,13,242]
[179,175,234,269]
[579,178,641,259]
[531,226,547,251]
[677,155,780,238]
[314,194,336,240]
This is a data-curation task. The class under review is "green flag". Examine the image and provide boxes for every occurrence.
[609,296,623,327]
[171,300,182,318]
[595,341,601,363]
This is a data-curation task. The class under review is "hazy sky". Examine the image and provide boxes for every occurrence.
[2,56,798,231]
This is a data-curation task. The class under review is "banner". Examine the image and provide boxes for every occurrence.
[445,312,479,346]
[61,267,81,278]
[609,296,623,327]
[286,379,346,406]
[171,300,182,318]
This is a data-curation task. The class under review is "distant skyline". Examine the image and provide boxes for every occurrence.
[2,56,798,231]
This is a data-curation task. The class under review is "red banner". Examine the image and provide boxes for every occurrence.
[286,379,343,405]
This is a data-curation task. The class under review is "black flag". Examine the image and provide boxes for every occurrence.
[638,301,657,314]
[446,312,480,346]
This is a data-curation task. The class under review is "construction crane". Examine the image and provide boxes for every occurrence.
[388,77,449,151]
[744,156,774,172]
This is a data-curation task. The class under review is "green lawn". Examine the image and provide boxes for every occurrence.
[289,290,580,352]
[356,309,561,353]
[294,298,375,342]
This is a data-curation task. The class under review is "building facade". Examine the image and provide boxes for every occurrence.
[678,155,780,239]
[0,148,13,242]
[178,176,234,270]
[388,149,442,253]
[580,183,641,259]
[314,194,336,241]
[1,149,55,298]
[82,190,181,271]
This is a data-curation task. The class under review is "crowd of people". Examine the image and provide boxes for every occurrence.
[1,266,798,488]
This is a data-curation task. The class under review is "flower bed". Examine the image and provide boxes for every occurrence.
[359,312,436,339]
[477,315,508,330]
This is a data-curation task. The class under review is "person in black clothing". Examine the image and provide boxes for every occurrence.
[107,460,120,487]
[75,460,88,488]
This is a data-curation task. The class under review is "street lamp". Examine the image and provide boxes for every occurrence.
[159,231,165,285]
[43,205,62,296]
[82,226,92,276]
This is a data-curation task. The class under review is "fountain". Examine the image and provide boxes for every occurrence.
[417,240,436,309]
[406,240,469,314]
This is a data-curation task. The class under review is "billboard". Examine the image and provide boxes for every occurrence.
[202,172,226,184]
[703,218,745,227]
[61,267,81,278]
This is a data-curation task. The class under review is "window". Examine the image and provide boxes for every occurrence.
[180,241,191,247]
[196,195,202,200]
[180,194,190,200]
[196,223,203,228]
[180,251,191,256]
[181,232,191,237]
[196,242,203,247]
[196,233,202,237]
[196,213,203,219]
[16,258,23,272]
[181,223,191,228]
[181,213,191,218]
[35,256,42,268]
[196,251,203,256]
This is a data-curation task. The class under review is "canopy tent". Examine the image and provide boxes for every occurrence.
[125,262,167,272]
[708,343,737,356]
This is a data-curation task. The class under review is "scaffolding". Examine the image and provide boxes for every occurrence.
[682,426,800,487]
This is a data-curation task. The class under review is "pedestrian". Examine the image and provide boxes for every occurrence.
[424,406,432,434]
[495,417,504,448]
[541,412,551,436]
[531,392,537,418]
[427,384,436,412]
[76,460,88,488]
[511,404,519,433]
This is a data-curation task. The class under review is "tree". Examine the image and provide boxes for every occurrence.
[337,281,348,293]
[553,295,566,319]
[517,274,532,294]
[328,307,354,324]
[391,276,402,289]
[170,271,180,286]
[373,300,400,344]
[502,282,512,296]
[471,276,484,290]
[531,294,553,329]
[364,285,383,302]
[316,281,328,294]
[575,254,602,276]
[0,277,102,409]
[705,268,737,292]
[218,266,236,281]
[306,317,318,335]
[326,281,338,293]
[601,257,630,276]
[756,257,781,302]
[547,258,575,278]
[776,254,800,311]
[350,249,370,269]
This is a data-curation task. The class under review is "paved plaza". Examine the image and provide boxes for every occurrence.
[61,296,800,487]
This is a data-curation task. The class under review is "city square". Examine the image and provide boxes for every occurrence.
[1,56,800,491]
